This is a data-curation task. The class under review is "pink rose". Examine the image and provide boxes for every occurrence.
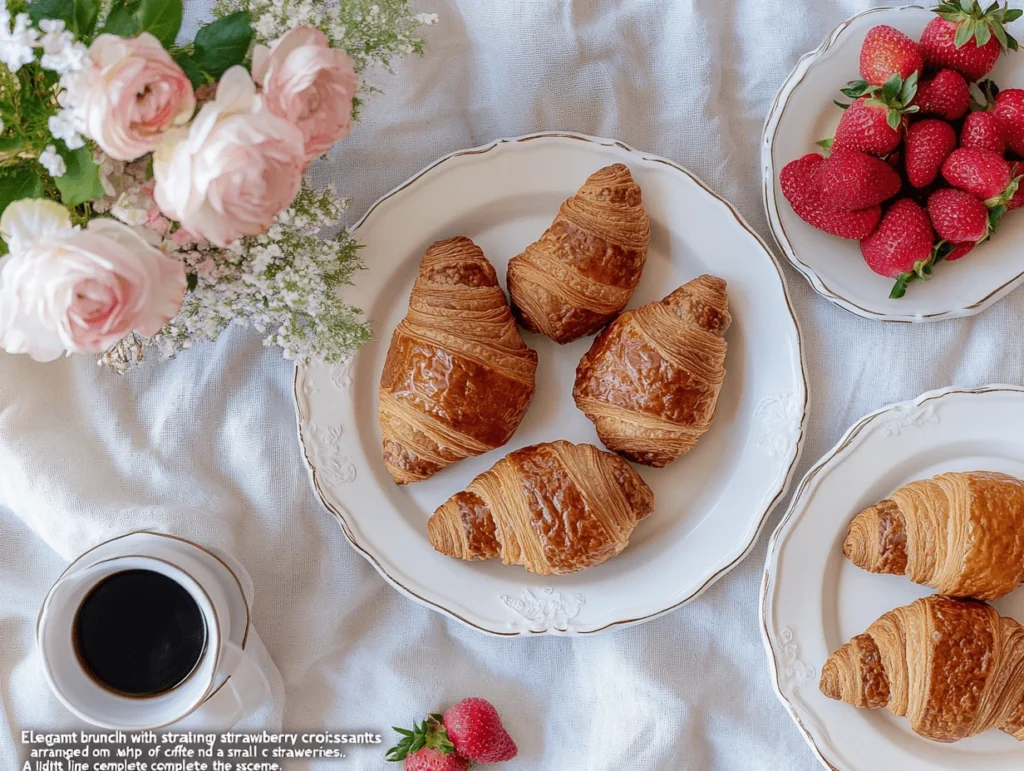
[73,33,196,161]
[252,26,357,161]
[153,67,306,247]
[0,200,186,361]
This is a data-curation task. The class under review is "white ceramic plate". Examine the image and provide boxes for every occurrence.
[295,132,807,636]
[761,384,1024,771]
[763,5,1024,322]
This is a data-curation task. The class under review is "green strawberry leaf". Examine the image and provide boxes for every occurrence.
[899,71,919,105]
[881,73,902,103]
[1005,8,1023,22]
[890,272,912,299]
[975,22,992,46]
[816,137,835,155]
[955,19,976,47]
[989,203,1006,232]
[886,109,902,130]
[840,80,872,98]
[833,99,851,110]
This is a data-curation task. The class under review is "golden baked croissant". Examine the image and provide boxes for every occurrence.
[844,471,1024,600]
[820,595,1024,743]
[572,275,730,467]
[379,237,538,484]
[427,440,654,575]
[506,164,650,344]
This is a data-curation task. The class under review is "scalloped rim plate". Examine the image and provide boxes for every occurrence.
[294,131,807,636]
[763,5,1024,323]
[761,384,1024,770]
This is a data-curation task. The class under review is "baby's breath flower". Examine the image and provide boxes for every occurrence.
[38,145,65,177]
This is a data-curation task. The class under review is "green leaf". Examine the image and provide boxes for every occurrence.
[889,272,912,299]
[27,0,75,29]
[138,0,181,48]
[816,137,835,155]
[840,79,871,98]
[0,166,45,219]
[172,51,205,88]
[1006,31,1019,51]
[1005,8,1023,22]
[833,99,851,109]
[74,0,99,37]
[54,145,104,206]
[960,0,976,13]
[975,22,992,47]
[882,73,902,103]
[886,109,902,130]
[955,20,976,48]
[900,71,919,104]
[102,0,140,36]
[192,11,253,80]
[185,272,197,292]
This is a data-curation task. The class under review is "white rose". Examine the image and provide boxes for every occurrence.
[0,200,186,361]
[153,66,306,247]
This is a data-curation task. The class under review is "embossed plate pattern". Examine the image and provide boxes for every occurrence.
[763,5,1024,322]
[295,132,807,636]
[761,385,1024,770]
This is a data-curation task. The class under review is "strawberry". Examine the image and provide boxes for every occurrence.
[960,110,1007,153]
[812,148,901,209]
[905,119,958,188]
[387,716,467,771]
[443,698,518,764]
[780,153,881,238]
[993,88,1024,155]
[946,242,977,260]
[911,69,970,120]
[1008,183,1024,210]
[405,748,469,771]
[928,187,991,242]
[860,25,924,86]
[919,2,1021,82]
[942,147,1014,200]
[834,74,920,156]
[860,199,935,278]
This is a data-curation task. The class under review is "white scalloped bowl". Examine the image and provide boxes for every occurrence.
[763,5,1024,322]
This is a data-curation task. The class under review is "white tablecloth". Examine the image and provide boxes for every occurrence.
[5,1,1024,769]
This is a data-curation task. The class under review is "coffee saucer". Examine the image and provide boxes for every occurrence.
[44,531,251,701]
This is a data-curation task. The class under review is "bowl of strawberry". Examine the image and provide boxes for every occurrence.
[763,2,1024,322]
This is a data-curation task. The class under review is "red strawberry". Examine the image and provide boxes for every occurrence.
[993,88,1024,155]
[919,2,1021,82]
[905,119,958,188]
[860,25,923,86]
[960,110,1007,153]
[860,199,935,277]
[443,698,518,764]
[780,153,881,238]
[835,97,905,156]
[1008,183,1024,210]
[946,242,977,260]
[405,748,469,771]
[928,187,991,242]
[942,147,1013,200]
[812,148,901,209]
[911,70,970,120]
[387,717,467,770]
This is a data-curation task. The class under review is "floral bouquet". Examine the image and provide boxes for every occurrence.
[0,0,436,369]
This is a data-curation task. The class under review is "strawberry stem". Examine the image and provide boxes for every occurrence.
[385,716,456,762]
[889,241,954,299]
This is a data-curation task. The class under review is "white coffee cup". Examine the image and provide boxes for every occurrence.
[38,540,268,730]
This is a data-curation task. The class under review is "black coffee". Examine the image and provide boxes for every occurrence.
[73,569,207,697]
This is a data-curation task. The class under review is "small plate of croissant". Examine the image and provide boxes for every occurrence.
[762,384,1024,770]
[296,132,806,635]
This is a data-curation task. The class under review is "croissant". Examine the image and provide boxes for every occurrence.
[506,163,650,344]
[844,471,1024,600]
[427,440,654,575]
[820,595,1024,743]
[379,237,538,484]
[572,275,730,467]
